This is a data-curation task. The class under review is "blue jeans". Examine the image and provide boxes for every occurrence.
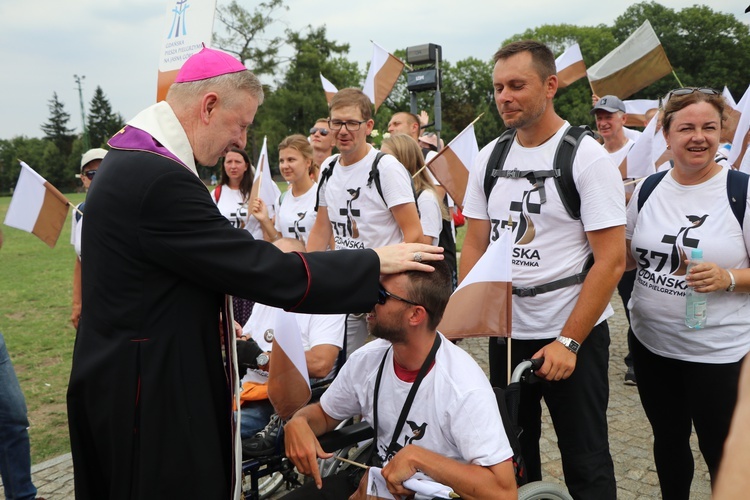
[0,332,37,500]
[239,399,275,439]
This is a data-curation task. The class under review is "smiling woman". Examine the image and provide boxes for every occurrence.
[625,87,750,498]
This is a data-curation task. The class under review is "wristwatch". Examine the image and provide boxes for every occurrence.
[726,270,736,292]
[556,336,581,354]
[256,352,270,367]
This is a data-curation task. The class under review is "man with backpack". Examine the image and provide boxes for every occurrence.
[307,88,425,354]
[460,40,625,499]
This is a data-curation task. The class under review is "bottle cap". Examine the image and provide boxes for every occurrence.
[691,248,703,259]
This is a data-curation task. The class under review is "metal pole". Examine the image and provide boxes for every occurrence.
[74,74,90,151]
[434,46,442,151]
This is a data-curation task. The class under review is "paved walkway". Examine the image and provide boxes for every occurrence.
[2,300,711,499]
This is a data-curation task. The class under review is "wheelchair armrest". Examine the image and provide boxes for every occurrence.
[318,421,374,453]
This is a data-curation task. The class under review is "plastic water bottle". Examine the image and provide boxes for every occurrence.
[685,248,707,329]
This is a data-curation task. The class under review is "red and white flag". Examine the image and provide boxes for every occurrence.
[4,162,70,248]
[249,136,282,220]
[555,43,587,89]
[587,20,672,99]
[320,73,338,104]
[363,42,405,112]
[267,309,311,420]
[425,122,479,209]
[438,228,512,339]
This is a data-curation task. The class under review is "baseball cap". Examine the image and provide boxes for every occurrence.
[591,95,626,114]
[174,46,247,83]
[80,148,108,172]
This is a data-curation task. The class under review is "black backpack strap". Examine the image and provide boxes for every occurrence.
[727,169,749,230]
[552,126,593,220]
[366,152,387,203]
[636,170,669,213]
[483,129,517,201]
[315,155,339,212]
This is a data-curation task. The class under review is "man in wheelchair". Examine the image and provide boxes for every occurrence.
[282,261,518,499]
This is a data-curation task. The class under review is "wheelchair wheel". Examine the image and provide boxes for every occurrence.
[518,480,574,500]
[241,468,285,499]
[319,438,373,477]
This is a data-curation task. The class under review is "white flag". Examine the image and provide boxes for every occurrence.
[555,43,587,88]
[4,162,70,248]
[363,42,405,112]
[320,73,338,104]
[267,309,311,420]
[729,84,750,170]
[625,109,664,179]
[587,20,672,99]
[425,122,479,208]
[724,86,738,110]
[438,228,512,339]
[249,136,282,220]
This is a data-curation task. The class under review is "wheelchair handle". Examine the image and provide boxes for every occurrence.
[510,357,545,385]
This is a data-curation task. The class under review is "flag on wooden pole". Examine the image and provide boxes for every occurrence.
[555,43,587,89]
[425,121,480,208]
[623,99,659,127]
[4,162,70,248]
[249,136,282,219]
[320,74,338,104]
[363,42,405,112]
[156,0,218,102]
[587,20,672,99]
[438,228,512,339]
[267,309,311,420]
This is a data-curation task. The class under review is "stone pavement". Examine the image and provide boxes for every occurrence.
[3,299,712,499]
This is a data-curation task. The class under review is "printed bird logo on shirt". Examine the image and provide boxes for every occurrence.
[291,211,307,241]
[662,214,708,275]
[509,188,542,245]
[345,188,360,238]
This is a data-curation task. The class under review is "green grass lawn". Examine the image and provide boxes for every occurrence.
[0,185,466,465]
[1,192,85,463]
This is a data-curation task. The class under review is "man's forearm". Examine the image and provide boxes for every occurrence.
[383,445,516,500]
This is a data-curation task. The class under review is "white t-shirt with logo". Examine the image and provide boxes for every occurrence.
[626,168,750,363]
[321,334,513,467]
[211,186,263,239]
[463,123,626,339]
[318,147,416,249]
[274,184,318,245]
[241,303,346,383]
[71,204,84,259]
[417,189,442,246]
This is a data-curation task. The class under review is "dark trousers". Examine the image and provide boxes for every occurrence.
[489,322,616,500]
[631,333,743,499]
[617,269,636,368]
[281,470,357,499]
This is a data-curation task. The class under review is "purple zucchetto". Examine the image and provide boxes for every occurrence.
[174,45,247,83]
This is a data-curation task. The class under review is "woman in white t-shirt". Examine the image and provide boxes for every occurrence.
[381,133,446,246]
[250,134,318,245]
[211,148,263,239]
[625,88,750,498]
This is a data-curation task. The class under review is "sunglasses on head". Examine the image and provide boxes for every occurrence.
[82,170,97,180]
[377,283,431,315]
[309,127,330,136]
[668,87,720,99]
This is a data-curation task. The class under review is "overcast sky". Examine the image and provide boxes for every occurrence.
[1,0,747,140]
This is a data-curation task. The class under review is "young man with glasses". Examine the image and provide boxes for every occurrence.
[307,88,426,354]
[70,148,108,329]
[283,261,516,499]
[309,118,336,175]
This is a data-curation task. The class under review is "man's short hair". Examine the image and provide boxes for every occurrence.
[394,112,420,128]
[166,70,265,106]
[404,260,452,330]
[493,40,556,83]
[329,88,372,121]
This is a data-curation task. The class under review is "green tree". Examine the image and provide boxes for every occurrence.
[213,0,288,76]
[87,86,125,149]
[40,92,75,157]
